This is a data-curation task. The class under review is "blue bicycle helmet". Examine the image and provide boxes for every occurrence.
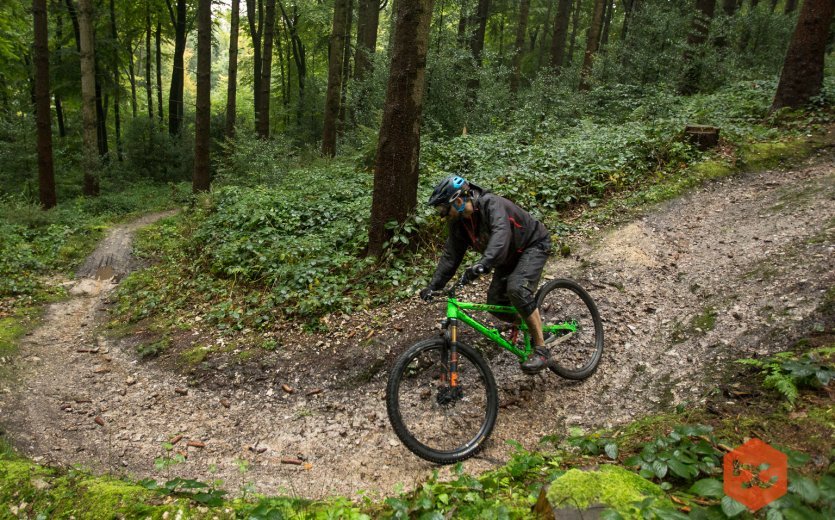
[427,175,469,207]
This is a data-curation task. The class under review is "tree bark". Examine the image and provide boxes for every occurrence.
[53,11,67,138]
[146,3,153,119]
[510,0,531,93]
[469,0,490,66]
[247,0,264,130]
[194,0,211,193]
[772,0,835,110]
[167,0,188,136]
[567,0,583,65]
[579,0,606,91]
[128,44,137,118]
[322,0,349,155]
[279,2,306,128]
[621,0,636,42]
[257,0,276,138]
[355,0,380,80]
[549,0,572,71]
[110,0,122,161]
[156,19,163,123]
[78,0,99,195]
[784,0,797,14]
[600,0,614,47]
[338,0,354,132]
[367,0,435,257]
[34,0,57,209]
[458,0,469,44]
[226,0,240,139]
[679,0,716,95]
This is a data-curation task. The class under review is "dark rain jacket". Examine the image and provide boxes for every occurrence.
[427,189,550,290]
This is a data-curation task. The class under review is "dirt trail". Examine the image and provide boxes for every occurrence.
[1,157,833,500]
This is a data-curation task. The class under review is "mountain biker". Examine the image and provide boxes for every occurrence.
[420,175,553,374]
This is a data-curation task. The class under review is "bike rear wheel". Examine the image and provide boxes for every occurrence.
[386,337,498,464]
[535,279,604,380]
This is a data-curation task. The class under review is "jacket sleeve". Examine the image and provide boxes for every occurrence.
[428,228,468,290]
[478,198,512,270]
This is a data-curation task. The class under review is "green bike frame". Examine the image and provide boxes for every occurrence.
[445,298,578,361]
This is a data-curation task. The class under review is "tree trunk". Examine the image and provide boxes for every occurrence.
[579,0,606,91]
[34,0,56,209]
[257,0,276,138]
[549,0,572,70]
[567,0,583,65]
[110,0,122,161]
[194,0,211,193]
[53,11,67,138]
[322,0,349,155]
[621,0,636,42]
[510,0,531,93]
[55,94,67,137]
[772,0,835,110]
[95,64,108,158]
[367,0,435,257]
[784,0,797,14]
[226,0,240,139]
[156,19,163,123]
[128,45,137,118]
[146,3,153,119]
[279,3,306,128]
[458,0,469,44]
[355,0,381,80]
[247,0,264,131]
[600,0,614,47]
[536,0,554,69]
[338,0,354,132]
[469,0,490,66]
[78,0,99,195]
[679,0,716,95]
[168,0,188,136]
[722,0,737,15]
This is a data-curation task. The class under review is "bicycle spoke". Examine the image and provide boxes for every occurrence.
[394,345,491,454]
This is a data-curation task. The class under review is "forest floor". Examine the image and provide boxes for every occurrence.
[1,143,833,501]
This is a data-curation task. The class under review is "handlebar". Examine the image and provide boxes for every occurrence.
[424,271,473,301]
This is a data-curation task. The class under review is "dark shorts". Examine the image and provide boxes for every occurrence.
[486,239,552,321]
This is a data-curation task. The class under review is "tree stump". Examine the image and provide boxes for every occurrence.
[684,125,720,150]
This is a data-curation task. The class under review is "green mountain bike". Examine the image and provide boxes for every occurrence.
[386,273,604,464]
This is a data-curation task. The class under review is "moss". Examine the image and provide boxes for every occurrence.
[0,316,24,358]
[546,465,667,518]
[691,307,717,333]
[690,159,734,179]
[180,344,209,366]
[740,139,810,171]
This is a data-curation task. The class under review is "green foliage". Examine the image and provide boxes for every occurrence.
[122,117,194,182]
[623,425,722,483]
[139,477,226,507]
[737,348,835,406]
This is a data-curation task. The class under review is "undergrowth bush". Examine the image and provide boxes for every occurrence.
[113,81,807,328]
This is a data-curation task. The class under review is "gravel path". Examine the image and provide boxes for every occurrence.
[1,155,833,500]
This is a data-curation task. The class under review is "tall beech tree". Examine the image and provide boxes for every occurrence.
[510,0,531,93]
[679,0,716,95]
[772,0,835,110]
[367,0,435,257]
[156,19,163,123]
[146,2,154,119]
[355,0,381,80]
[226,0,240,139]
[579,0,606,91]
[247,0,264,129]
[279,2,306,128]
[33,0,56,208]
[257,0,276,138]
[109,0,122,161]
[567,0,583,65]
[322,0,350,156]
[194,0,211,192]
[78,0,99,195]
[550,0,572,71]
[167,0,188,135]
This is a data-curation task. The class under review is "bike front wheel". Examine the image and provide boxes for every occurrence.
[386,337,498,464]
[535,279,604,380]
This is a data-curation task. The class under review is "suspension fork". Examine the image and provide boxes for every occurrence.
[446,319,460,388]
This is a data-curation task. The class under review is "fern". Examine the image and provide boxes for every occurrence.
[737,347,834,406]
